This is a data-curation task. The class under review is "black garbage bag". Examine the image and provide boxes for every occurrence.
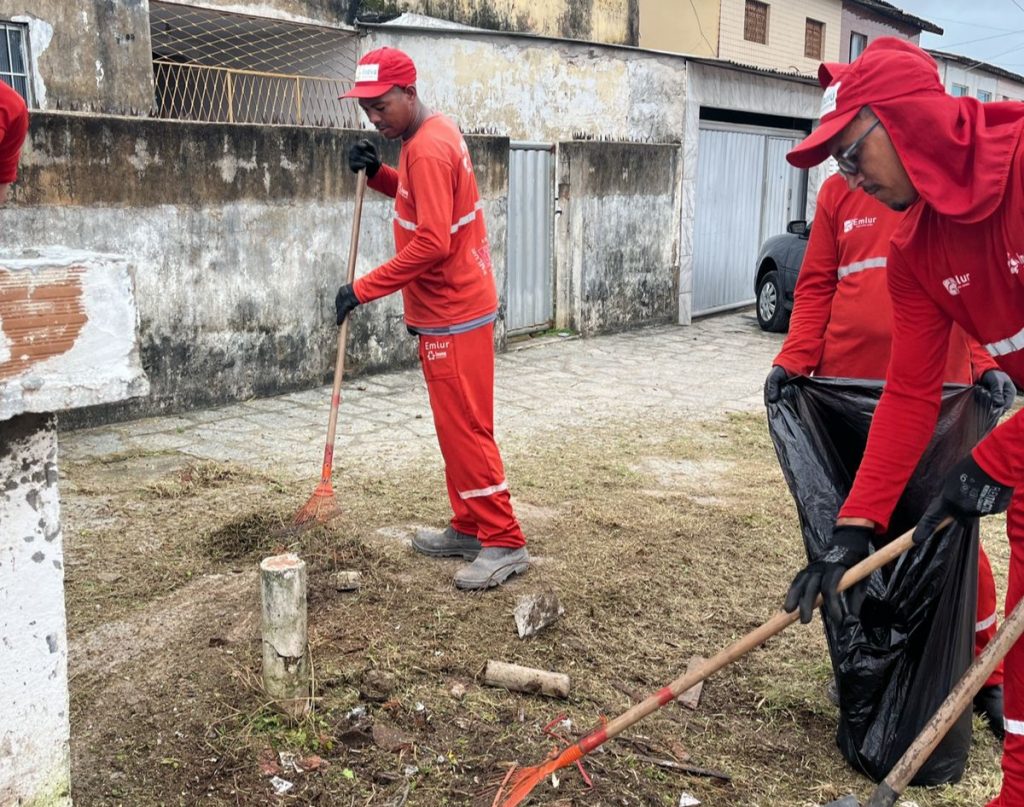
[767,377,1000,786]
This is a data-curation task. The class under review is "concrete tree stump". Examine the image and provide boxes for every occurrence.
[260,554,310,721]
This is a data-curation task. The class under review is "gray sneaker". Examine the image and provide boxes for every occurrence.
[454,547,530,590]
[412,526,482,560]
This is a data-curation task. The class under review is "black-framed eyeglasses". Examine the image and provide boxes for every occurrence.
[835,118,881,176]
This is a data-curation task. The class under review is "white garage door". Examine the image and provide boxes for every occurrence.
[692,122,805,316]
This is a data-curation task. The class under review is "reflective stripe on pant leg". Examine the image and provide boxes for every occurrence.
[997,492,1024,806]
[420,325,525,549]
[979,542,1005,687]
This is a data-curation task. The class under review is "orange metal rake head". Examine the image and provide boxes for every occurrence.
[488,743,586,807]
[292,479,342,526]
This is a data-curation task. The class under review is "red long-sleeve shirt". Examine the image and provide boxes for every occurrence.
[775,173,995,382]
[353,114,498,331]
[841,147,1024,527]
[0,81,28,184]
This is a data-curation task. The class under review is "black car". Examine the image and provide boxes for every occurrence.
[754,220,810,332]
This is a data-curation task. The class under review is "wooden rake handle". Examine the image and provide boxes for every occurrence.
[582,524,932,755]
[861,592,1024,807]
[319,169,368,481]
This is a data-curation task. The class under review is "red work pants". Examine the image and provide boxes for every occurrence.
[979,543,1003,688]
[418,323,525,549]
[988,489,1024,807]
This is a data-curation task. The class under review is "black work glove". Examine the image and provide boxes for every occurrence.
[784,525,872,624]
[335,283,360,326]
[979,369,1017,416]
[764,365,796,405]
[913,454,1014,543]
[348,139,380,178]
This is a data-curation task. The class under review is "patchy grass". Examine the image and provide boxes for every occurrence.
[61,411,1007,806]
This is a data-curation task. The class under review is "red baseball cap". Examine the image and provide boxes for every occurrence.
[787,38,944,168]
[340,47,417,100]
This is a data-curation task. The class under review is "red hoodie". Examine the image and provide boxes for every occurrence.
[0,81,28,184]
[841,118,1024,527]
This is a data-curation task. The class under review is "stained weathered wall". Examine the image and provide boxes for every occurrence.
[2,113,508,422]
[0,0,154,115]
[365,0,636,44]
[156,0,356,27]
[0,414,71,807]
[363,27,687,143]
[555,142,678,335]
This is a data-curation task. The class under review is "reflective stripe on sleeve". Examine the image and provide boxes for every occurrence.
[976,612,997,632]
[1006,717,1024,736]
[985,325,1024,357]
[458,480,508,500]
[450,201,483,234]
[837,256,887,280]
[393,211,417,231]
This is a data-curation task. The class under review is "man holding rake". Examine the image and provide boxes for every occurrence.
[336,47,529,591]
[783,38,1024,805]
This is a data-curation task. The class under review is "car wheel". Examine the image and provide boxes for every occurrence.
[756,270,790,332]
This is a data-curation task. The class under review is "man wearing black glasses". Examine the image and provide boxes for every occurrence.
[783,37,1024,807]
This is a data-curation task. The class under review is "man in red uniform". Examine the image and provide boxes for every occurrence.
[782,38,1024,804]
[336,48,528,590]
[767,170,1014,737]
[0,80,28,203]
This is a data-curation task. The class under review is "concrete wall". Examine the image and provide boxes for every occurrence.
[638,0,720,56]
[718,0,841,76]
[2,112,508,421]
[839,4,918,62]
[363,0,637,44]
[0,0,154,115]
[363,27,687,143]
[556,142,678,334]
[0,414,71,807]
[155,0,357,27]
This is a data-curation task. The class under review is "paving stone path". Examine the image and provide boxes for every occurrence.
[63,309,784,475]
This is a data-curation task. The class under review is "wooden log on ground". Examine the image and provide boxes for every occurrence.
[482,660,570,698]
[513,590,565,638]
[260,553,310,721]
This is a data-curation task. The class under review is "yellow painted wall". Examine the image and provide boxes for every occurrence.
[718,0,840,75]
[390,0,635,44]
[638,0,720,56]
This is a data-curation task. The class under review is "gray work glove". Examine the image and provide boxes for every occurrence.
[348,139,380,178]
[784,524,872,624]
[913,454,1014,544]
[764,365,797,405]
[979,369,1016,417]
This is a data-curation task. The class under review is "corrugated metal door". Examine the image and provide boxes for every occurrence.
[692,124,803,316]
[507,144,555,334]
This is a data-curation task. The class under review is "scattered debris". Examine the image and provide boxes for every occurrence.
[361,669,397,702]
[258,747,281,776]
[332,570,362,591]
[269,775,293,795]
[346,705,367,721]
[372,722,415,753]
[482,660,570,698]
[449,681,467,699]
[677,656,706,710]
[679,794,700,807]
[513,589,565,638]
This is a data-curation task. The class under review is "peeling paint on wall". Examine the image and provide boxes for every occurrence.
[0,414,72,807]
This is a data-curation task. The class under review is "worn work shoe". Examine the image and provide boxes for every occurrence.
[454,547,530,590]
[974,684,1006,741]
[412,526,481,560]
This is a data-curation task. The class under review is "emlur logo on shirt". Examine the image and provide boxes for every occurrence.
[424,338,450,361]
[1008,251,1024,275]
[843,216,877,233]
[942,273,971,296]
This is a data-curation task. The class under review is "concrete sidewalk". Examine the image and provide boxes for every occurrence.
[62,309,784,474]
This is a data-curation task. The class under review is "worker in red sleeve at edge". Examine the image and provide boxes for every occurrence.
[782,37,1024,805]
[0,79,28,203]
[767,168,1014,739]
[335,47,529,591]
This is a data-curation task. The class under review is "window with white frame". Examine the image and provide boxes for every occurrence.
[0,21,30,103]
[978,89,992,102]
[850,32,867,61]
[952,83,970,97]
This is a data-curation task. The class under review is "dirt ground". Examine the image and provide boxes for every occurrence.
[61,409,1007,806]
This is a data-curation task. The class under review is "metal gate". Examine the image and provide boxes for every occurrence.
[692,123,804,316]
[506,143,555,334]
